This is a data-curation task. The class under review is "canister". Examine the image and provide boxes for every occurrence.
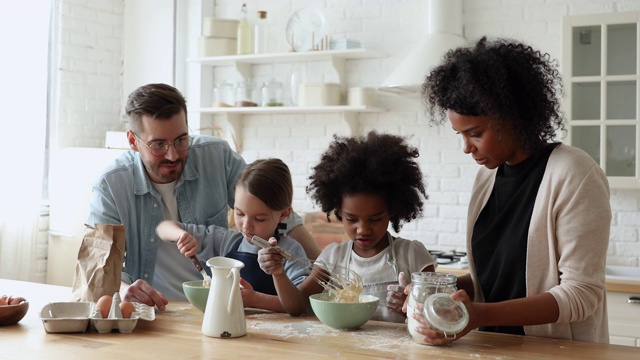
[212,80,235,107]
[198,37,237,57]
[298,83,341,107]
[261,79,284,107]
[235,81,258,107]
[202,18,239,38]
[407,272,458,344]
[348,87,377,107]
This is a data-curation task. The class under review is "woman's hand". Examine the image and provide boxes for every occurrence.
[409,289,475,345]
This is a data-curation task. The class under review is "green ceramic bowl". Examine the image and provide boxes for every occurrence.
[182,280,210,312]
[309,293,379,330]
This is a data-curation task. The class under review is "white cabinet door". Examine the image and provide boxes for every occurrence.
[607,291,640,346]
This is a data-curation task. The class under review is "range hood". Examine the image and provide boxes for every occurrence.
[379,0,466,94]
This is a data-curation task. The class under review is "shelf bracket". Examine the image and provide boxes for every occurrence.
[220,113,243,153]
[343,112,358,135]
[233,61,252,80]
[330,55,347,95]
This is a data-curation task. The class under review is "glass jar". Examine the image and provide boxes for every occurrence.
[407,272,458,344]
[261,79,284,106]
[212,80,235,107]
[235,80,258,107]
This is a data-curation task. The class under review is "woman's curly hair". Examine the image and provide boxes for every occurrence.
[422,36,565,152]
[306,131,428,233]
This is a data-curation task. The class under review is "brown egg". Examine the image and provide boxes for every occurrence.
[119,301,135,319]
[96,295,113,318]
[9,296,26,305]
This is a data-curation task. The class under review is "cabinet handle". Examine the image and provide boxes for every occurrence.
[628,296,640,304]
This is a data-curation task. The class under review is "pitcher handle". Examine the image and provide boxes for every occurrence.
[228,267,241,314]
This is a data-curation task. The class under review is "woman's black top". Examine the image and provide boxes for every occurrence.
[471,143,559,335]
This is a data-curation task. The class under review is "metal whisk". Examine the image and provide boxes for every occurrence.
[249,235,362,298]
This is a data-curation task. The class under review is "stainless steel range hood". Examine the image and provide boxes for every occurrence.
[379,0,466,95]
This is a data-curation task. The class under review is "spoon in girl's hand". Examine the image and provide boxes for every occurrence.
[189,255,211,288]
[161,235,211,287]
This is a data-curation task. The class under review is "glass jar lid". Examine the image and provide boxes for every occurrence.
[423,293,469,336]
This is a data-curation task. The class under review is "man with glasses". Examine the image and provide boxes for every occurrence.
[87,83,319,310]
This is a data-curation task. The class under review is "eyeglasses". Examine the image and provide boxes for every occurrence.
[133,133,192,156]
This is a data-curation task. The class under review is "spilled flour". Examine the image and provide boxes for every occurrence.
[246,313,509,359]
[247,313,414,354]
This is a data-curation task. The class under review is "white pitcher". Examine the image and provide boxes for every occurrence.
[202,257,246,338]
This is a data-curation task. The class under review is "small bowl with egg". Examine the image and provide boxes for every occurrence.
[309,293,379,330]
[0,296,29,326]
[183,280,210,312]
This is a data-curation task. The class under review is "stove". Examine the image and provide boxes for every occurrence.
[429,250,468,268]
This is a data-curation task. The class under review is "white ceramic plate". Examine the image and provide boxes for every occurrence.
[286,7,327,52]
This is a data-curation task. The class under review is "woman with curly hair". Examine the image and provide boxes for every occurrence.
[258,131,436,322]
[409,37,611,344]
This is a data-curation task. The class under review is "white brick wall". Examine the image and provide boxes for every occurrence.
[48,0,640,275]
[50,0,124,151]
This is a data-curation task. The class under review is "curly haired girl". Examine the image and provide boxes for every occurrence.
[258,131,436,323]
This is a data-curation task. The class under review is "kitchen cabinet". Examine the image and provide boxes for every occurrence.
[562,11,640,188]
[607,290,640,346]
[186,49,387,151]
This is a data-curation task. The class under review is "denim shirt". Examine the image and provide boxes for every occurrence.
[86,135,301,287]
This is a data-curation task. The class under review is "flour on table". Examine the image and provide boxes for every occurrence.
[247,313,415,354]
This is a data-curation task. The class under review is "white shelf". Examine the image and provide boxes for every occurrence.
[194,105,386,115]
[186,48,386,66]
[188,48,385,89]
[193,106,387,149]
[189,49,387,150]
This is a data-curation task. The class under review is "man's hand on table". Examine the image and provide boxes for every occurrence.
[121,279,169,311]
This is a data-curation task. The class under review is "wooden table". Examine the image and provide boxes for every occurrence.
[1,279,638,359]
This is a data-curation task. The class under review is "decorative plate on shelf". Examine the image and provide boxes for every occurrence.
[285,7,327,52]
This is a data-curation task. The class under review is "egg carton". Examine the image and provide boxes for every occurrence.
[40,296,154,334]
[90,293,155,333]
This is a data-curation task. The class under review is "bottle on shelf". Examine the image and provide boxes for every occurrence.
[237,3,252,55]
[290,63,307,106]
[253,11,268,54]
